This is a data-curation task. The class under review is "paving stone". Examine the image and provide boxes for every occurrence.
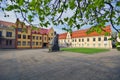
[0,49,120,80]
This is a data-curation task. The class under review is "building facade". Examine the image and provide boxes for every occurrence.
[0,23,15,49]
[59,25,112,48]
[0,20,54,49]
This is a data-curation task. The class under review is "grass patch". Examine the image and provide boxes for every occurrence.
[61,48,109,54]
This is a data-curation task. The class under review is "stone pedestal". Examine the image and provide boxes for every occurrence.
[49,32,60,52]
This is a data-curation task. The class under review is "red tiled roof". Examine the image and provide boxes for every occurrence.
[0,20,51,34]
[39,28,50,34]
[59,25,111,39]
[0,20,15,27]
[31,28,51,34]
[59,33,67,39]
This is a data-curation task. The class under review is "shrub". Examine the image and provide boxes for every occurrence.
[116,42,120,51]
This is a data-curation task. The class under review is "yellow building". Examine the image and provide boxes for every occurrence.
[31,31,42,48]
[59,25,112,48]
[0,21,16,48]
[0,20,55,49]
[33,27,55,48]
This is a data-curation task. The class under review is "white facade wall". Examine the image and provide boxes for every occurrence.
[59,32,112,48]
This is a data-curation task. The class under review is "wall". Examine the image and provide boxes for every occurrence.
[59,32,112,49]
[32,34,42,48]
[0,27,16,49]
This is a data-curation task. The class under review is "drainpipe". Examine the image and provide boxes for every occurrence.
[30,30,32,49]
[15,28,18,49]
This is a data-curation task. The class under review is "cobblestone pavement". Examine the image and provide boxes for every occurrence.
[0,49,120,80]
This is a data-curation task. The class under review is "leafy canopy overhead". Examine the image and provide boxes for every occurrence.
[0,0,120,33]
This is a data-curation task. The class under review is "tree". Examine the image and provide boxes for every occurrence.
[0,0,120,34]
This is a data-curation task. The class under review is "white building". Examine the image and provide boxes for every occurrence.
[59,25,112,48]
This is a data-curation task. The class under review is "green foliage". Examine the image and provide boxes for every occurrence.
[69,0,75,10]
[116,1,120,6]
[28,15,33,22]
[116,42,120,51]
[17,0,24,6]
[118,32,120,38]
[0,0,120,33]
[31,26,39,30]
[6,5,19,11]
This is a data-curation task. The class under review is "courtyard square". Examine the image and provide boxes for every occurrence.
[0,49,120,80]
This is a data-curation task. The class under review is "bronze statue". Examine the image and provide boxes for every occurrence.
[49,32,60,52]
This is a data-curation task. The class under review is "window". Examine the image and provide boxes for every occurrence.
[6,40,9,45]
[0,39,1,45]
[33,36,35,39]
[98,43,101,47]
[98,37,101,41]
[18,34,21,38]
[93,38,96,41]
[23,35,26,39]
[93,44,95,47]
[44,37,46,40]
[28,35,31,39]
[17,28,22,32]
[6,40,12,45]
[87,44,89,46]
[82,39,84,42]
[28,42,30,46]
[40,36,42,40]
[36,36,38,40]
[6,32,12,37]
[82,44,84,46]
[22,41,26,46]
[104,37,107,41]
[87,38,89,42]
[72,39,74,42]
[79,39,81,42]
[17,41,21,46]
[36,42,38,45]
[0,31,2,37]
[68,40,69,42]
[49,37,50,40]
[32,42,35,46]
[51,33,53,36]
[75,39,76,42]
[104,44,107,47]
[39,42,42,45]
[9,40,12,45]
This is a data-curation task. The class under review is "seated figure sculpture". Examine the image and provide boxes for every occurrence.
[49,32,60,52]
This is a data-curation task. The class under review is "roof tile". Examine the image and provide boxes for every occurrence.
[59,25,111,39]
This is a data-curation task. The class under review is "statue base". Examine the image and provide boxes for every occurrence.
[49,45,60,52]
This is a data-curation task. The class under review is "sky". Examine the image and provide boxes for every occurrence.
[0,10,119,34]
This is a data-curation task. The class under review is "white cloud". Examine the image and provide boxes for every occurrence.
[0,11,17,23]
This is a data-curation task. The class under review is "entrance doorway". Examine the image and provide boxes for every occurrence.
[43,43,48,48]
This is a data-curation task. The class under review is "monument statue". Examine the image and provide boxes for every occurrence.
[49,31,60,52]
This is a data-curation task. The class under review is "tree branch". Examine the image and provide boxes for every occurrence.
[54,0,66,21]
[105,2,119,32]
